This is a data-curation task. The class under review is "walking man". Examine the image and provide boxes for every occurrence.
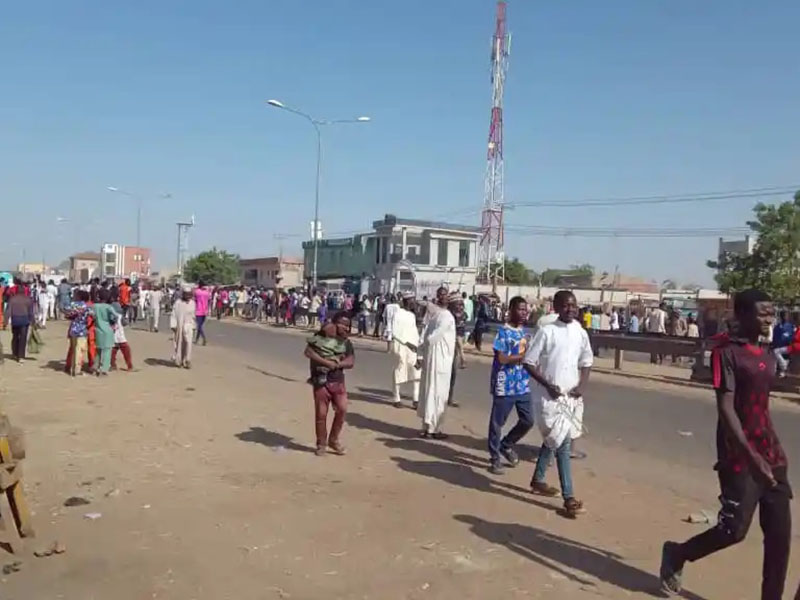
[523,290,593,519]
[488,296,533,475]
[194,280,210,346]
[148,285,164,332]
[416,287,456,439]
[171,286,196,368]
[390,294,421,408]
[660,289,791,599]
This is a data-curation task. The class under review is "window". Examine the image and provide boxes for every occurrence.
[244,269,258,280]
[375,238,381,264]
[437,240,448,266]
[458,241,469,267]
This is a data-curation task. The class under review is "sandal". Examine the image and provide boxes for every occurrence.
[563,497,586,519]
[419,431,430,439]
[530,481,560,497]
[431,432,449,440]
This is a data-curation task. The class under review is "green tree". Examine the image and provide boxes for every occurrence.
[540,264,594,287]
[708,191,800,302]
[184,247,240,285]
[503,257,534,284]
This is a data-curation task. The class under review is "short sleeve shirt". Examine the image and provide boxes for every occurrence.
[712,340,786,472]
[490,325,531,396]
[194,288,211,316]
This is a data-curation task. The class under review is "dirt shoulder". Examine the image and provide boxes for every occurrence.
[0,322,794,599]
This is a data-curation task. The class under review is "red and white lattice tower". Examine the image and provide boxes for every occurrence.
[479,0,510,285]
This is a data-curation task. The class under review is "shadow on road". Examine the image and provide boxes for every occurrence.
[454,514,708,600]
[234,426,313,454]
[346,410,486,452]
[246,365,301,383]
[144,358,177,368]
[392,456,558,513]
[40,359,66,372]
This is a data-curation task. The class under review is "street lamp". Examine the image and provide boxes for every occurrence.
[265,98,370,288]
[107,187,171,278]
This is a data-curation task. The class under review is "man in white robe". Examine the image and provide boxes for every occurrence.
[148,286,164,332]
[416,287,456,438]
[383,295,400,352]
[170,287,196,369]
[391,295,421,408]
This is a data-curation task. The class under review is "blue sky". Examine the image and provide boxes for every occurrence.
[2,0,799,285]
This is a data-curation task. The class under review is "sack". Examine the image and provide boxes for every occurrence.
[27,327,44,354]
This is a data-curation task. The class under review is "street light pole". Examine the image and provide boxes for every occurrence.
[108,187,171,278]
[265,99,370,289]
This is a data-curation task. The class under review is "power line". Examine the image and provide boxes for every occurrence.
[504,224,751,238]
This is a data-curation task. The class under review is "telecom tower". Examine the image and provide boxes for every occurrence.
[478,0,509,285]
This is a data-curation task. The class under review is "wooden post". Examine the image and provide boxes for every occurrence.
[614,348,624,370]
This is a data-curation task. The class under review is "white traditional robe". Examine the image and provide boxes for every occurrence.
[416,305,456,432]
[170,299,196,365]
[523,319,593,448]
[383,302,399,341]
[392,308,421,399]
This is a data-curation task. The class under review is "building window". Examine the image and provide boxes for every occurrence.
[375,238,381,264]
[458,241,469,267]
[437,240,448,266]
[244,269,258,281]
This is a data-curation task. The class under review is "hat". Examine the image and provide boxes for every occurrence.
[182,285,192,293]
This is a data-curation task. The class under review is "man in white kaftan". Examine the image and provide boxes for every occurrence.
[522,290,593,517]
[416,288,456,437]
[170,288,196,368]
[391,296,421,408]
[383,296,400,351]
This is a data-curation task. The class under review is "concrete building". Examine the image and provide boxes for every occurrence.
[69,252,101,283]
[101,244,152,281]
[718,235,755,260]
[302,214,481,296]
[239,257,305,289]
[16,263,48,277]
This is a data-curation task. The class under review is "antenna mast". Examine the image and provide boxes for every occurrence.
[478,0,509,286]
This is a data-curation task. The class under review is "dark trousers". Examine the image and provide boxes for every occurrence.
[195,315,207,343]
[313,382,347,448]
[679,466,791,600]
[11,325,28,360]
[488,393,533,462]
[357,314,368,335]
[473,326,485,352]
[111,342,133,370]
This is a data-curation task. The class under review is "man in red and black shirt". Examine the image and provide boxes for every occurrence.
[660,289,791,600]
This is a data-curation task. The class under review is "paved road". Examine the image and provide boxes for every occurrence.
[185,318,800,482]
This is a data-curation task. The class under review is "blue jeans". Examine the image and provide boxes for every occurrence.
[487,393,533,462]
[533,437,574,499]
[195,315,207,343]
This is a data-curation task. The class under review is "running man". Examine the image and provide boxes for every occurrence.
[660,289,790,599]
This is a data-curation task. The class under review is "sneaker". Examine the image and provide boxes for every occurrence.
[659,541,684,596]
[488,460,505,475]
[500,447,520,467]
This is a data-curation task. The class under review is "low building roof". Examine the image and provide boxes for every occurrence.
[372,214,482,234]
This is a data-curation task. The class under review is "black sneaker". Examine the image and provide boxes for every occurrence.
[489,460,505,475]
[659,541,684,596]
[500,447,520,467]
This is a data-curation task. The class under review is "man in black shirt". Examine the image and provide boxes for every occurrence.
[660,289,790,599]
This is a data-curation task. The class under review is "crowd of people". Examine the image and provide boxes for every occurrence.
[2,272,794,596]
[301,284,795,597]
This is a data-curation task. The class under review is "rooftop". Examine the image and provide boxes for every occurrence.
[71,252,101,261]
[372,214,482,234]
[239,256,304,265]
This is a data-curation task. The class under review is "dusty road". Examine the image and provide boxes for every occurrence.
[0,320,797,599]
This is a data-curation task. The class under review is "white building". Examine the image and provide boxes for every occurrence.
[302,214,482,296]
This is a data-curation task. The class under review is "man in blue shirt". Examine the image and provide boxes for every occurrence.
[488,296,534,475]
[772,310,796,377]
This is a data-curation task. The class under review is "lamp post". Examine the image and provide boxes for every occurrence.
[265,99,370,288]
[107,187,171,278]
